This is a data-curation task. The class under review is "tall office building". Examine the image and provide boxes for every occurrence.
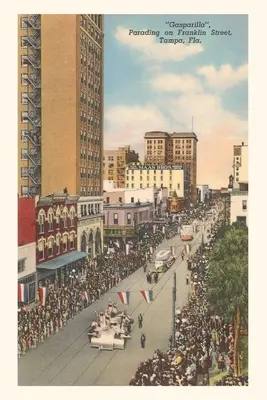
[18,14,104,197]
[103,145,139,188]
[144,131,198,203]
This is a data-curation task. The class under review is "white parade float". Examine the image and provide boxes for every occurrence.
[88,301,134,351]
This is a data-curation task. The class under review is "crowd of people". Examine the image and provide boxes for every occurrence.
[129,215,248,386]
[215,375,248,386]
[17,222,178,357]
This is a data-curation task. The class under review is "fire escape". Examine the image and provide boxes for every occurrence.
[24,15,41,197]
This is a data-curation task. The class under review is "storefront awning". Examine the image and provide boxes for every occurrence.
[37,251,88,271]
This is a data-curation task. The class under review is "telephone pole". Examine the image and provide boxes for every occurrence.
[172,272,176,348]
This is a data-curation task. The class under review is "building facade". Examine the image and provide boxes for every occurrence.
[103,145,139,188]
[233,142,248,184]
[103,202,153,243]
[125,163,190,201]
[230,191,248,226]
[103,187,168,218]
[18,14,103,197]
[36,194,79,267]
[77,196,103,258]
[18,198,37,303]
[144,131,198,203]
[168,191,185,213]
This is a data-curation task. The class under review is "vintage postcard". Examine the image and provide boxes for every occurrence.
[17,14,248,387]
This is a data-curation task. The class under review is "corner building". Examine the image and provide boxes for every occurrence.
[18,14,104,197]
[144,131,198,203]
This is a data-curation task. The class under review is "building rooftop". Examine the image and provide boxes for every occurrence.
[144,131,198,140]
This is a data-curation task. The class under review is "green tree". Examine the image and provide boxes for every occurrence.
[207,224,248,375]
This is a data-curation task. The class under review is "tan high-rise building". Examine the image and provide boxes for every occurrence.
[18,14,104,197]
[144,131,198,203]
[103,145,139,188]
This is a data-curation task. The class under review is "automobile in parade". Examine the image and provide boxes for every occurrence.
[180,224,194,241]
[88,301,134,351]
[154,249,175,273]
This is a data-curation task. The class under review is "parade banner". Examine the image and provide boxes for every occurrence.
[153,224,156,234]
[117,291,130,305]
[149,246,153,254]
[125,243,130,255]
[170,246,175,256]
[38,287,47,307]
[18,283,29,304]
[140,290,153,304]
[162,226,165,234]
[184,244,191,255]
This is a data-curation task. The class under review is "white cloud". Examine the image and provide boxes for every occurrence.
[197,63,248,90]
[115,26,204,62]
[150,73,203,93]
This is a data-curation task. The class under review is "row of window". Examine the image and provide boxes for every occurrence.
[80,203,100,216]
[38,212,76,233]
[125,183,179,190]
[80,36,102,60]
[80,187,100,197]
[80,15,102,43]
[38,235,75,260]
[146,139,193,144]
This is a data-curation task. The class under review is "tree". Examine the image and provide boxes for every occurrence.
[207,224,248,376]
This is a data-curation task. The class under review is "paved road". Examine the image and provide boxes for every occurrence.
[18,227,208,386]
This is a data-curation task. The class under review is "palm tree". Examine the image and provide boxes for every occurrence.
[207,224,248,376]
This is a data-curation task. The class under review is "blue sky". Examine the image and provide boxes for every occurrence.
[103,14,248,188]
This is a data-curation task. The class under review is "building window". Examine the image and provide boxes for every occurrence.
[48,239,54,257]
[21,17,27,29]
[126,184,129,188]
[21,111,28,123]
[39,247,44,261]
[70,234,75,249]
[48,213,54,231]
[21,130,28,142]
[127,213,131,224]
[56,235,60,254]
[119,197,122,203]
[103,215,105,224]
[39,214,45,234]
[106,197,110,204]
[21,167,28,179]
[18,258,26,274]
[63,211,68,228]
[21,36,27,48]
[131,197,134,203]
[21,56,28,67]
[113,213,118,225]
[21,186,29,196]
[63,235,68,252]
[140,183,143,188]
[131,184,134,188]
[177,183,180,190]
[242,200,247,210]
[169,184,172,189]
[70,210,75,226]
[21,74,28,85]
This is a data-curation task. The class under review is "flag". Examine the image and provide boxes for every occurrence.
[170,246,175,256]
[184,244,191,254]
[38,287,47,306]
[153,224,156,234]
[126,243,130,255]
[82,290,88,302]
[140,290,153,304]
[117,291,130,305]
[149,246,153,254]
[162,226,165,234]
[18,283,29,303]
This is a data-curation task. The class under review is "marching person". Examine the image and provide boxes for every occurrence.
[154,272,158,284]
[138,314,143,329]
[186,273,190,285]
[140,333,146,349]
[181,252,184,261]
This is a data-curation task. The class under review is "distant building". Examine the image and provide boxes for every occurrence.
[103,180,117,191]
[230,190,248,226]
[103,145,139,188]
[125,163,190,203]
[144,131,198,203]
[168,191,185,213]
[103,187,168,218]
[197,184,209,203]
[233,142,248,185]
[18,197,37,303]
[103,202,153,244]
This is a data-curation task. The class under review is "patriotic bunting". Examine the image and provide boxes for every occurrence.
[170,246,175,256]
[184,244,191,255]
[140,290,153,303]
[117,291,130,305]
[18,283,29,304]
[125,243,130,255]
[153,224,156,234]
[162,226,165,234]
[38,287,47,307]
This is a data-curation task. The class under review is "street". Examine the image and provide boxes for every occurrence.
[18,227,208,386]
